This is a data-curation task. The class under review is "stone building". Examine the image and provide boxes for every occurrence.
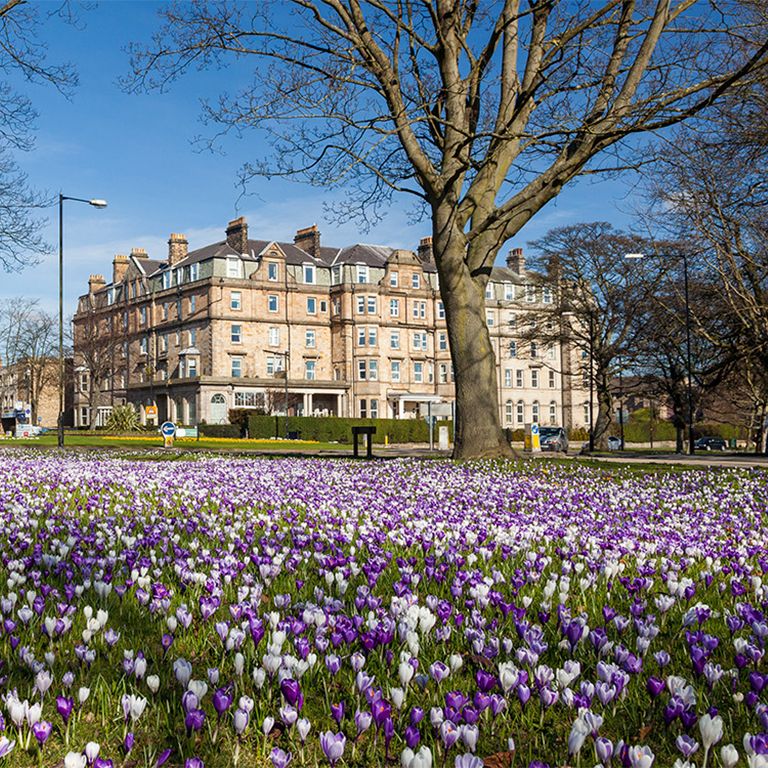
[72,217,593,430]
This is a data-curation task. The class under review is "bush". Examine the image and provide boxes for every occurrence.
[247,414,455,444]
[199,424,241,438]
[105,404,141,432]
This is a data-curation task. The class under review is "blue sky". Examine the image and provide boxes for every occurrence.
[2,1,638,316]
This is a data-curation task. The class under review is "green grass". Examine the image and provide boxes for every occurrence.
[0,434,349,452]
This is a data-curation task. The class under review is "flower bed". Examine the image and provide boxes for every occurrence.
[0,455,767,767]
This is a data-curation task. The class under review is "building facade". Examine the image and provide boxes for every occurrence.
[72,217,593,430]
[0,357,66,432]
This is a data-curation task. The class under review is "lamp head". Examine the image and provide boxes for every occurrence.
[89,199,108,209]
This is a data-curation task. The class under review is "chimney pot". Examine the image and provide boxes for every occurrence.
[294,224,321,258]
[168,233,189,266]
[130,247,148,259]
[506,247,525,273]
[112,254,129,284]
[226,216,249,255]
[417,236,433,263]
[88,274,105,294]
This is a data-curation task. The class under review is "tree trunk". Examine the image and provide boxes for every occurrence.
[435,237,514,460]
[593,382,613,450]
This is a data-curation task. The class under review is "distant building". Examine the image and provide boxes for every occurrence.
[0,357,69,431]
[72,217,593,430]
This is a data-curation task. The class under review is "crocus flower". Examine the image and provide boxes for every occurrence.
[401,746,433,768]
[454,755,483,768]
[212,688,233,717]
[184,759,203,768]
[32,720,52,747]
[320,731,346,766]
[124,732,135,754]
[699,713,724,750]
[0,738,15,759]
[57,695,74,724]
[233,708,249,736]
[156,748,172,767]
[270,748,292,768]
[64,753,87,768]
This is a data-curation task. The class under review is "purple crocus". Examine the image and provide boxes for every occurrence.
[32,720,52,747]
[270,747,292,768]
[56,695,74,724]
[185,709,206,735]
[212,687,233,718]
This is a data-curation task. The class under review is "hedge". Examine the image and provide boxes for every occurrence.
[247,414,454,444]
[199,424,241,438]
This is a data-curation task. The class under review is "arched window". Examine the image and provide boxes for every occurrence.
[211,394,226,404]
[516,400,524,425]
[532,401,540,423]
[549,401,557,424]
[505,400,513,424]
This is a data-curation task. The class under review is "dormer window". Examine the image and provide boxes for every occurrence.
[162,271,172,290]
[226,256,242,279]
[267,262,279,281]
[303,264,315,284]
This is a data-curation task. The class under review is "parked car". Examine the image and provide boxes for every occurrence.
[607,436,622,451]
[694,436,727,451]
[539,426,568,452]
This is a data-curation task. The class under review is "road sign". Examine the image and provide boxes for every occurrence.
[145,405,158,418]
[160,421,176,448]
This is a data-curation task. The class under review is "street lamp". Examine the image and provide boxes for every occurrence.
[625,252,695,455]
[58,194,108,448]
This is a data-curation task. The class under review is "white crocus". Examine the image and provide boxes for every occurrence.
[64,753,87,768]
[698,714,724,750]
[146,675,160,694]
[720,744,739,768]
[401,746,432,768]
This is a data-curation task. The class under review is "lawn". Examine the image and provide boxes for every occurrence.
[0,434,348,453]
[0,454,766,767]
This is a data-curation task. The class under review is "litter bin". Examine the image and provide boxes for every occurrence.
[729,438,737,449]
[287,430,300,440]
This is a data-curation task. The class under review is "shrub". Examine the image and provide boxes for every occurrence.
[247,414,455,444]
[105,404,141,432]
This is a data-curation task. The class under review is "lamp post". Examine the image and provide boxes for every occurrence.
[625,252,695,455]
[588,311,595,452]
[58,194,107,448]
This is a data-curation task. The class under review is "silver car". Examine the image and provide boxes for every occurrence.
[539,426,568,452]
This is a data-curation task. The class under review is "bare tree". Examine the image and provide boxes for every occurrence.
[71,303,114,431]
[128,0,768,457]
[0,297,57,423]
[526,223,661,449]
[642,45,768,452]
[0,1,82,271]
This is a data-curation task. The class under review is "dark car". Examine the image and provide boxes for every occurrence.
[539,426,568,453]
[607,436,622,451]
[694,436,727,451]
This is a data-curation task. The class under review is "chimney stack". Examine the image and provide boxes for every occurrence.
[168,233,189,266]
[506,247,525,274]
[226,216,249,255]
[294,224,321,258]
[417,236,433,263]
[112,254,129,284]
[88,274,105,294]
[130,247,148,259]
